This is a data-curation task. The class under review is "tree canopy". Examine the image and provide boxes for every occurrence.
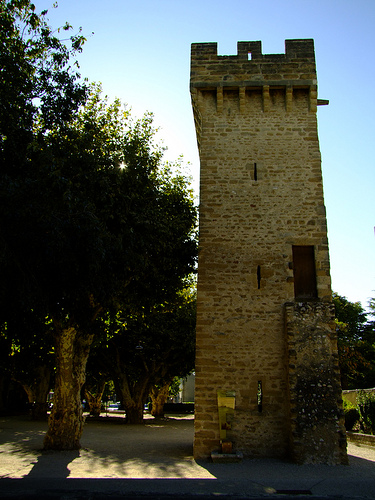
[0,0,87,172]
[1,1,198,448]
[86,286,197,423]
[1,0,88,315]
[333,293,375,389]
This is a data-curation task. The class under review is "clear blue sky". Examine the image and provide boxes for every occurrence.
[34,0,375,309]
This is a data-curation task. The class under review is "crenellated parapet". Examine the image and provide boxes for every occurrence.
[190,39,328,119]
[191,39,316,87]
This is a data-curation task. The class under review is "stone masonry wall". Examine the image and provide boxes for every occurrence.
[190,39,347,463]
[285,301,347,464]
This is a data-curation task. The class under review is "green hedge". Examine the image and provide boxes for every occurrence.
[343,391,375,434]
[163,403,194,414]
[357,391,375,435]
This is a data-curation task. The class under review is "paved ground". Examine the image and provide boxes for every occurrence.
[0,414,375,499]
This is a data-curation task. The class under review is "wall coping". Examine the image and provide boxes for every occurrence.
[347,431,375,447]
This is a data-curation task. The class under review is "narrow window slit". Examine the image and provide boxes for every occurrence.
[248,52,252,61]
[257,380,263,412]
[254,162,258,181]
[257,265,261,289]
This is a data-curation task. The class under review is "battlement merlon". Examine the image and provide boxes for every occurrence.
[190,39,318,91]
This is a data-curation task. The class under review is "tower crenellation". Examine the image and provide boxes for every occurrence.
[191,39,317,88]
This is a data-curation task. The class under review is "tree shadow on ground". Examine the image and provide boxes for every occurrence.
[26,449,80,478]
[1,415,375,500]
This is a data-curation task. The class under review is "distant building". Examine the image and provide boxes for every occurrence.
[180,373,195,403]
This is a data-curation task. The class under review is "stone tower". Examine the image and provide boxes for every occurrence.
[190,39,347,464]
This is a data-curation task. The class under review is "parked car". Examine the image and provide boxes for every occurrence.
[108,403,121,411]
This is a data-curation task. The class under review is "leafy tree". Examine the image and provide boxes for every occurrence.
[0,0,87,178]
[150,382,171,417]
[7,87,195,445]
[83,335,109,417]
[0,310,54,420]
[93,288,196,424]
[1,0,87,443]
[83,379,106,417]
[368,297,375,331]
[333,293,375,389]
[150,376,183,418]
[1,1,197,448]
[357,390,375,434]
[0,322,15,413]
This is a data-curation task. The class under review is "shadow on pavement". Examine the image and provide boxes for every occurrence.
[26,449,80,479]
[1,415,375,500]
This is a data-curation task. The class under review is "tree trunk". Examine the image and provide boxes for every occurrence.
[43,326,93,450]
[125,400,145,424]
[150,382,170,417]
[32,401,49,420]
[0,375,6,412]
[84,380,106,417]
[32,365,51,420]
[114,370,150,424]
[18,365,51,420]
[340,372,349,390]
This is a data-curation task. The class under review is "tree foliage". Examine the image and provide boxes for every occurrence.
[0,310,54,419]
[1,0,88,315]
[88,286,196,423]
[333,293,375,390]
[1,0,197,447]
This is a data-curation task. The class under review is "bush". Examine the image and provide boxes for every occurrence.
[163,403,194,414]
[357,391,375,435]
[343,399,360,431]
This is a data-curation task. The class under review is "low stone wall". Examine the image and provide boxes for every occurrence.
[343,388,375,406]
[346,431,375,447]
